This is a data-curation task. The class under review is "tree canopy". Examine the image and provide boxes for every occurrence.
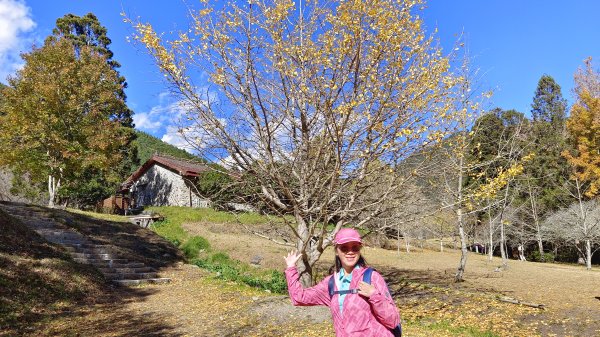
[0,37,131,207]
[563,58,600,197]
[131,0,469,285]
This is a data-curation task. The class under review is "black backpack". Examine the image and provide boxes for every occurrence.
[327,267,402,337]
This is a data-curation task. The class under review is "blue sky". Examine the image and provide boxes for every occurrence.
[1,0,598,149]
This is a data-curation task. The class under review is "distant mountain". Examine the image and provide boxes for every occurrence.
[134,131,203,168]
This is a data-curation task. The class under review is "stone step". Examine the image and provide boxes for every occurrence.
[73,258,129,265]
[112,278,171,286]
[63,246,112,254]
[46,238,88,245]
[46,238,89,245]
[37,232,84,240]
[27,223,61,229]
[2,204,173,287]
[35,228,78,235]
[98,266,154,274]
[5,212,52,220]
[62,243,111,249]
[70,252,113,260]
[103,272,159,280]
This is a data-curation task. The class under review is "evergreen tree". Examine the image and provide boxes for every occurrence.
[50,13,133,127]
[48,13,139,206]
[525,75,570,215]
[531,74,567,127]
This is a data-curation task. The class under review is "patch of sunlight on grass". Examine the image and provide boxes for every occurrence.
[66,208,130,223]
[148,206,285,225]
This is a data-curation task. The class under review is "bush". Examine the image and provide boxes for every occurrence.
[210,252,231,264]
[529,250,555,262]
[181,236,211,260]
[193,254,287,294]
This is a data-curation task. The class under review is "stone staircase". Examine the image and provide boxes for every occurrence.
[0,203,170,286]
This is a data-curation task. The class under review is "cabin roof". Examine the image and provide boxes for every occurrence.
[121,154,210,190]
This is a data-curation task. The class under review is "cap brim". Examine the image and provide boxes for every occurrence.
[335,238,362,245]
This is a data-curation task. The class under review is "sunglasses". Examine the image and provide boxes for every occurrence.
[338,244,362,253]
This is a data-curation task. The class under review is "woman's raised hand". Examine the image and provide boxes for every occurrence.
[357,281,377,298]
[284,250,302,268]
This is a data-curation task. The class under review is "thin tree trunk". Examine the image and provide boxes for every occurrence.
[487,205,494,261]
[48,174,60,208]
[456,210,468,282]
[455,145,468,282]
[586,240,592,270]
[528,183,544,261]
[500,220,508,266]
[396,221,400,255]
[498,183,511,268]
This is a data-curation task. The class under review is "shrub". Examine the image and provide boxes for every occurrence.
[529,250,555,262]
[181,236,211,259]
[193,254,287,294]
[210,252,231,264]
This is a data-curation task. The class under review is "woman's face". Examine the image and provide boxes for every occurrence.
[336,242,362,271]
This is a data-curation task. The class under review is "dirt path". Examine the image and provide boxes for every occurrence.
[124,263,334,337]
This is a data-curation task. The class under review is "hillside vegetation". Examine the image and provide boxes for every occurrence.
[134,130,202,166]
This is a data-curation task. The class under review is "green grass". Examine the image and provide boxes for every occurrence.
[146,206,288,293]
[194,253,287,294]
[181,236,211,260]
[147,206,285,244]
[66,208,130,222]
[406,319,500,337]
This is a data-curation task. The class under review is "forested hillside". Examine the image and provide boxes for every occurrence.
[134,131,202,166]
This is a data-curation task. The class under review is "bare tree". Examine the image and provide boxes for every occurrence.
[130,0,467,285]
[545,179,600,270]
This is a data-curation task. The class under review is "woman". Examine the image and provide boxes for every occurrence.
[284,228,401,336]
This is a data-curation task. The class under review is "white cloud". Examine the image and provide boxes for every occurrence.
[132,112,162,130]
[133,93,190,131]
[0,0,35,82]
[161,126,195,152]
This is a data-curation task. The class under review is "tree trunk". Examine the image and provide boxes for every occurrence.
[586,239,592,270]
[440,238,444,252]
[396,222,400,255]
[500,221,508,267]
[455,148,467,282]
[488,212,494,261]
[528,183,544,261]
[455,211,468,282]
[48,174,60,208]
[537,237,544,261]
[294,214,322,287]
[404,232,411,253]
[498,183,511,268]
[518,244,526,261]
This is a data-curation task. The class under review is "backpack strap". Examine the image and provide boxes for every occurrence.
[363,267,373,284]
[328,275,335,298]
[328,267,374,298]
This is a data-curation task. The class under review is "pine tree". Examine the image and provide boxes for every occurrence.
[525,75,570,215]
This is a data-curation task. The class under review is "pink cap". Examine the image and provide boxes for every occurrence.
[334,228,362,245]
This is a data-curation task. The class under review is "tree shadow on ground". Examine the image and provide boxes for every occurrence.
[0,201,185,336]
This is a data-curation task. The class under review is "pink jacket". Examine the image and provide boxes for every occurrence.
[285,266,400,337]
